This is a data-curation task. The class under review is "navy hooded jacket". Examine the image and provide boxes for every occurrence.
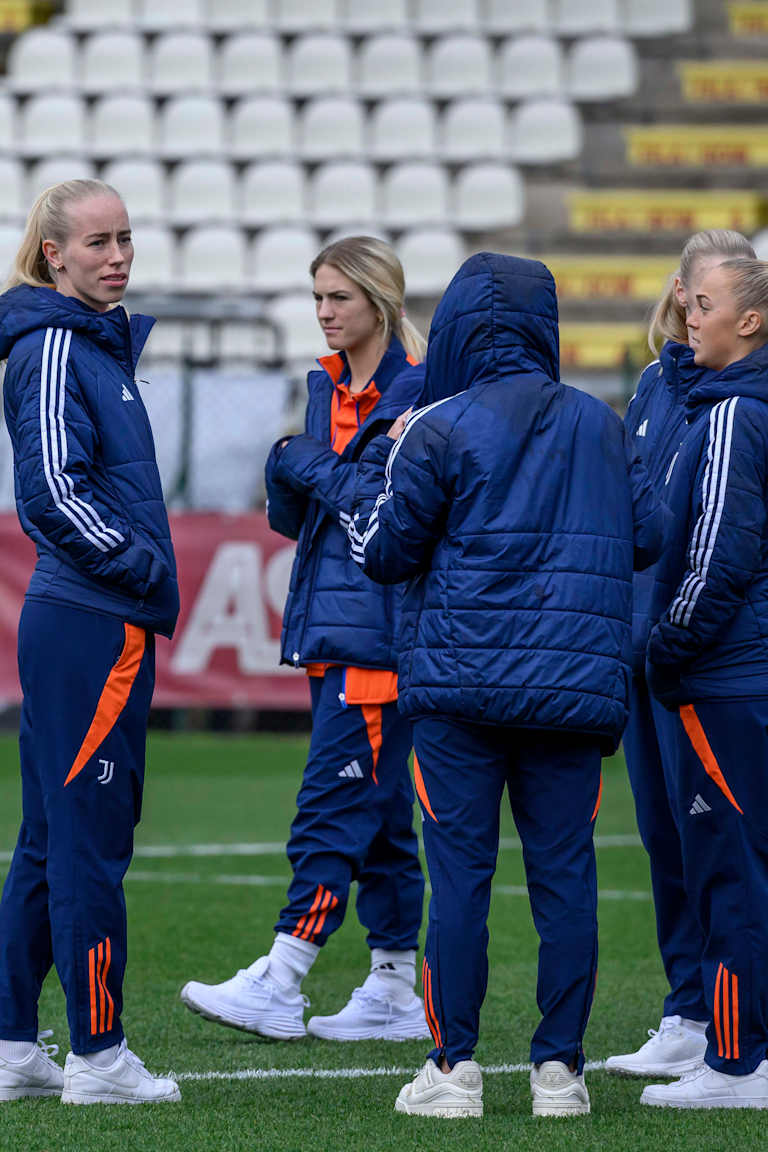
[349,254,666,751]
[0,285,178,637]
[648,340,768,704]
[265,336,424,669]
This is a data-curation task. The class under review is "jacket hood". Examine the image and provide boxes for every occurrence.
[0,284,153,371]
[686,340,768,410]
[422,253,559,405]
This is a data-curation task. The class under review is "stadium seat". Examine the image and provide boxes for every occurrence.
[229,97,295,160]
[148,32,214,94]
[0,427,15,511]
[89,95,155,158]
[356,34,423,98]
[6,28,77,93]
[19,95,86,158]
[453,163,524,229]
[399,227,464,295]
[340,0,408,32]
[239,161,306,225]
[217,34,283,96]
[158,96,225,158]
[752,228,768,260]
[135,365,184,498]
[124,224,175,289]
[369,99,436,160]
[26,158,96,202]
[550,0,620,34]
[381,162,449,228]
[268,292,323,361]
[0,223,22,284]
[498,35,563,99]
[308,162,378,228]
[169,160,237,225]
[412,0,479,33]
[103,159,166,223]
[296,97,364,159]
[203,0,270,32]
[274,0,339,31]
[425,35,493,97]
[66,0,135,29]
[286,35,352,96]
[137,0,204,29]
[567,36,638,101]
[483,0,550,33]
[622,0,692,34]
[249,227,319,292]
[440,98,506,161]
[0,159,24,223]
[180,226,248,290]
[217,321,279,362]
[0,95,16,154]
[511,98,583,164]
[80,32,145,94]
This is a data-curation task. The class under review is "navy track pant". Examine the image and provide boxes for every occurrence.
[275,666,424,950]
[671,698,768,1074]
[413,716,601,1072]
[623,675,707,1021]
[0,600,154,1054]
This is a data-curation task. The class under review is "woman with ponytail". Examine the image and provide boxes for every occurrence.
[181,237,429,1044]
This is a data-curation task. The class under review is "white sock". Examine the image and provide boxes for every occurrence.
[265,932,319,991]
[367,949,417,1005]
[81,1043,120,1068]
[0,1038,36,1061]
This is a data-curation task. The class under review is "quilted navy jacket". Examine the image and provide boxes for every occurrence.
[349,254,665,750]
[648,340,768,704]
[265,336,424,669]
[0,285,178,637]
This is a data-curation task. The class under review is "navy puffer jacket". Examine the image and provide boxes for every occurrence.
[349,254,665,750]
[0,285,178,637]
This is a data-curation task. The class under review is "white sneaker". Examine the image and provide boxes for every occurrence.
[395,1059,483,1118]
[605,1015,708,1077]
[0,1031,64,1101]
[307,974,431,1041]
[180,956,308,1039]
[531,1061,590,1117]
[61,1041,180,1105]
[641,1060,768,1109]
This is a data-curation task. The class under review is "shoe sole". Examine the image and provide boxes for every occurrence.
[307,1020,432,1042]
[61,1087,182,1105]
[640,1092,768,1110]
[533,1100,591,1117]
[0,1085,62,1101]
[606,1057,705,1078]
[395,1097,483,1118]
[180,988,306,1040]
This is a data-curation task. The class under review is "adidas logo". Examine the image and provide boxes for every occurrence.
[689,793,712,815]
[338,760,363,779]
[637,419,648,437]
[121,384,134,402]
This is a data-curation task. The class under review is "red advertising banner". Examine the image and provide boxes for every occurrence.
[0,513,309,709]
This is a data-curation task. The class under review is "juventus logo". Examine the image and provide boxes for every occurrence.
[97,759,114,785]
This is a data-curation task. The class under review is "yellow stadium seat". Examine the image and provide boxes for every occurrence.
[625,125,768,168]
[559,324,647,370]
[543,256,673,301]
[728,2,768,37]
[679,61,768,103]
[567,189,764,234]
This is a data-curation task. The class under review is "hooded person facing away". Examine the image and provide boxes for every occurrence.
[348,254,666,1120]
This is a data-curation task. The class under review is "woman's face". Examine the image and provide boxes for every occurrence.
[313,263,382,355]
[42,194,133,313]
[686,263,761,371]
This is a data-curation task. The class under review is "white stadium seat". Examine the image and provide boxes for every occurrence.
[425,35,493,97]
[454,163,525,229]
[399,227,464,295]
[0,223,22,285]
[0,159,24,222]
[103,159,166,223]
[217,34,283,96]
[180,226,248,290]
[369,99,436,160]
[296,97,364,160]
[128,225,175,289]
[551,0,620,34]
[66,0,135,30]
[511,98,583,164]
[440,98,506,161]
[484,0,550,33]
[135,367,184,498]
[340,0,408,32]
[169,160,237,225]
[19,95,86,158]
[0,95,16,153]
[137,0,204,30]
[26,157,96,202]
[752,229,768,261]
[274,0,338,31]
[249,227,318,293]
[80,32,145,94]
[7,28,76,93]
[229,97,295,160]
[158,96,225,158]
[498,35,563,99]
[204,0,270,32]
[567,36,638,101]
[308,163,378,228]
[286,34,352,96]
[381,163,449,228]
[623,0,692,34]
[239,162,306,226]
[268,292,323,362]
[89,95,155,158]
[356,34,422,97]
[148,32,214,94]
[413,0,479,33]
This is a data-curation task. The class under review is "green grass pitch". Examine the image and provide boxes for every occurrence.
[0,731,759,1151]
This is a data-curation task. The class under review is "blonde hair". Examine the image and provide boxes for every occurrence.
[648,229,756,354]
[4,179,122,292]
[719,258,768,337]
[309,235,427,362]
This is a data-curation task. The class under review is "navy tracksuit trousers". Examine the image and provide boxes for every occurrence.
[413,716,602,1072]
[623,675,707,1022]
[275,666,424,951]
[671,698,768,1075]
[0,601,154,1054]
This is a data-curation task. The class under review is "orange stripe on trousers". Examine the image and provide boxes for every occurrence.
[303,888,332,941]
[590,772,603,822]
[361,704,382,786]
[293,884,324,939]
[714,963,724,1057]
[312,892,339,941]
[413,756,438,823]
[64,624,146,787]
[723,964,731,1059]
[422,959,438,1046]
[679,705,743,814]
[97,941,106,1034]
[424,961,442,1049]
[89,947,97,1036]
[732,972,740,1059]
[102,936,114,1032]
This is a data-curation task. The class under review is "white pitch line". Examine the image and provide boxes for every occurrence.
[177,1059,607,1083]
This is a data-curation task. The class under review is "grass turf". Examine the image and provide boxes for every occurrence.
[0,732,758,1151]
